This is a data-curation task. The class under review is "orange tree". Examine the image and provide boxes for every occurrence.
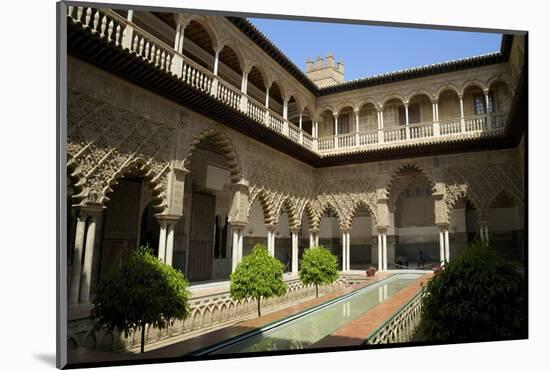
[230,244,287,317]
[91,247,191,353]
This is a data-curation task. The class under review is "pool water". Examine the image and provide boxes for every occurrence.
[207,273,423,354]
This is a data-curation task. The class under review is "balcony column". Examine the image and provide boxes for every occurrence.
[354,108,360,147]
[283,98,289,120]
[377,107,384,144]
[299,111,304,143]
[231,225,244,272]
[121,10,134,49]
[174,22,181,51]
[333,113,339,149]
[239,70,249,112]
[433,99,440,136]
[213,49,220,76]
[404,103,410,139]
[484,89,492,129]
[459,94,466,132]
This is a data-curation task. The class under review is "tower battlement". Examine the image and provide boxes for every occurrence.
[306,53,345,88]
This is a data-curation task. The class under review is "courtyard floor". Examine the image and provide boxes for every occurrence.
[67,271,430,365]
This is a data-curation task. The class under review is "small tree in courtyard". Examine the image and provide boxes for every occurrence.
[92,247,191,353]
[230,244,287,317]
[418,239,527,342]
[299,246,339,298]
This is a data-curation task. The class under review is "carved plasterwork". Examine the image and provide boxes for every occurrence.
[67,91,174,211]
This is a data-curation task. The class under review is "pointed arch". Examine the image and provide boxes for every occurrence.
[275,197,300,229]
[183,128,241,183]
[247,188,275,225]
[386,162,435,192]
[103,156,168,212]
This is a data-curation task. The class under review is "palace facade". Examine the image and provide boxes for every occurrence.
[64,6,526,353]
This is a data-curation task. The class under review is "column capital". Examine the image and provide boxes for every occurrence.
[265,224,277,232]
[229,221,246,229]
[289,227,301,234]
[74,204,105,220]
[308,228,319,233]
[376,226,388,233]
[339,226,351,233]
[231,178,249,192]
[436,223,450,229]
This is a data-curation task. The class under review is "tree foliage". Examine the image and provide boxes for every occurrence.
[418,240,527,342]
[299,246,339,298]
[230,244,287,316]
[92,247,191,353]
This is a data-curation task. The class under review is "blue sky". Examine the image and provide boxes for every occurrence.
[248,18,502,81]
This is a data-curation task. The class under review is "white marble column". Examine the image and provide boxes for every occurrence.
[291,230,299,275]
[444,228,450,263]
[231,226,244,272]
[157,220,168,262]
[459,94,466,132]
[382,232,388,271]
[79,208,103,303]
[377,233,383,272]
[213,49,220,76]
[341,231,349,272]
[69,211,87,305]
[439,227,445,264]
[405,103,410,139]
[165,221,176,266]
[283,98,289,120]
[267,226,276,256]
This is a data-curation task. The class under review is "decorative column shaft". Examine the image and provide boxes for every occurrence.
[405,103,410,139]
[377,233,383,272]
[165,222,176,266]
[79,209,103,303]
[439,227,445,264]
[444,228,450,263]
[382,231,388,271]
[231,226,244,272]
[267,226,276,256]
[213,49,220,76]
[291,230,299,275]
[459,95,466,132]
[157,220,168,262]
[68,212,87,305]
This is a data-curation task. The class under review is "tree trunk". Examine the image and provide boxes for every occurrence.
[257,297,261,317]
[316,283,319,298]
[140,322,146,353]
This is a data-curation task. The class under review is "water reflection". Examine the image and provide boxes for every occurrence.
[214,274,422,354]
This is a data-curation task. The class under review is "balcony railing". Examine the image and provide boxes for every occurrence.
[68,6,510,157]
